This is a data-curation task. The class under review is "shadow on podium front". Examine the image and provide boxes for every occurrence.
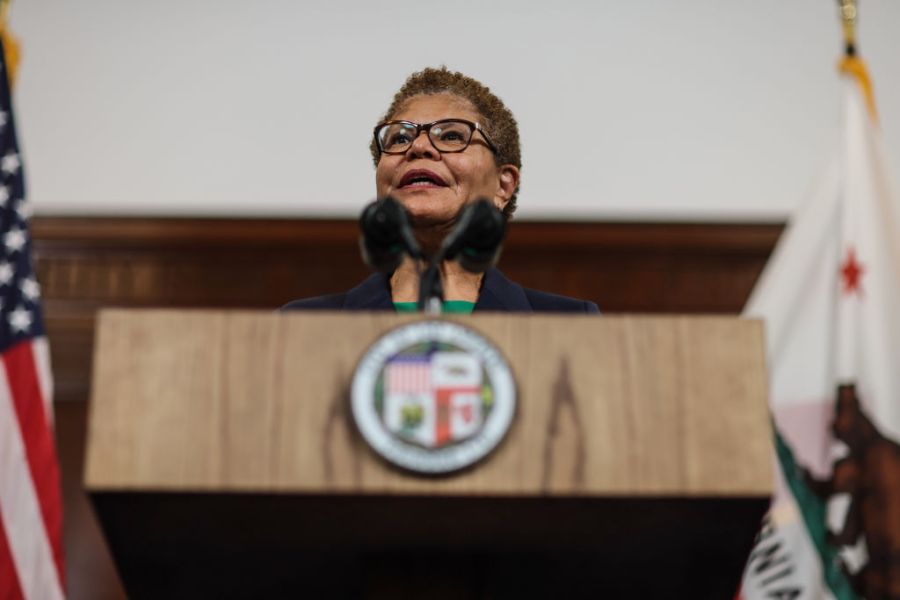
[93,492,762,599]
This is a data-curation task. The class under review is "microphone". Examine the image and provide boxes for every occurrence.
[439,199,506,273]
[359,196,421,272]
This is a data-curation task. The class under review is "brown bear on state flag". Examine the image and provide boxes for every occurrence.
[804,384,900,600]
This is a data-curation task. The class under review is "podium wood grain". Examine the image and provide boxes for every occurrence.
[85,310,772,496]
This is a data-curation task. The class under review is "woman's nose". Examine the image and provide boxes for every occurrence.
[406,131,439,159]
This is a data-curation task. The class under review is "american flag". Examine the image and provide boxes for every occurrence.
[0,36,66,600]
[385,357,431,394]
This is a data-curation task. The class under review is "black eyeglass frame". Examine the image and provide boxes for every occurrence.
[373,119,498,156]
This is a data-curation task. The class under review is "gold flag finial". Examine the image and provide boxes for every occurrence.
[0,0,21,88]
[836,0,877,121]
[839,0,858,57]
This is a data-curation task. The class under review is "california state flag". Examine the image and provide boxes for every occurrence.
[739,57,900,600]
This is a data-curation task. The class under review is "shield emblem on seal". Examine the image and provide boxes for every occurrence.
[382,351,486,449]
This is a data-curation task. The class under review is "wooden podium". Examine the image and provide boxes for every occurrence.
[85,310,772,598]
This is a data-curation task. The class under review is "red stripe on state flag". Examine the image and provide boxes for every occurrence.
[3,340,65,591]
[0,513,25,600]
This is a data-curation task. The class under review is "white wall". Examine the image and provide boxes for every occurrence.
[11,0,900,221]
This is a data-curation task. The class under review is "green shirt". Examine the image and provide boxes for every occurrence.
[393,300,476,314]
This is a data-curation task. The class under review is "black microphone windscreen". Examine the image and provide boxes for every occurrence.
[359,197,419,272]
[442,199,506,273]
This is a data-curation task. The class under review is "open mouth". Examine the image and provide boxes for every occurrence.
[399,169,447,189]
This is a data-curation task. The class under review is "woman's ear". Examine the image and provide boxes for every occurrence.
[493,165,520,212]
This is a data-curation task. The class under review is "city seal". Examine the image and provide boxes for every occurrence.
[351,320,516,474]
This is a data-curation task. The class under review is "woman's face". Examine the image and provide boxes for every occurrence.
[375,93,518,227]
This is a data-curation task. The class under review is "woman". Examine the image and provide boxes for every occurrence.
[285,67,598,314]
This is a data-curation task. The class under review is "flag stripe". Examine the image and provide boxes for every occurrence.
[31,338,53,424]
[0,513,25,600]
[387,361,431,393]
[0,363,64,600]
[2,340,65,592]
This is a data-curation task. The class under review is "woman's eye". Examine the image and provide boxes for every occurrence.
[388,132,411,146]
[439,130,465,142]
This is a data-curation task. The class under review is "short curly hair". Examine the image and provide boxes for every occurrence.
[370,67,522,219]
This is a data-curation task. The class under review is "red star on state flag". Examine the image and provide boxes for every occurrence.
[840,246,865,295]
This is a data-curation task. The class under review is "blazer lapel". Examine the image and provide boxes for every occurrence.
[475,268,532,312]
[343,272,394,310]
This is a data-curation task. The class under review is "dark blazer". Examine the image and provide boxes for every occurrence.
[282,268,599,313]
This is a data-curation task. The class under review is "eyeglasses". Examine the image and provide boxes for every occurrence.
[373,119,498,155]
